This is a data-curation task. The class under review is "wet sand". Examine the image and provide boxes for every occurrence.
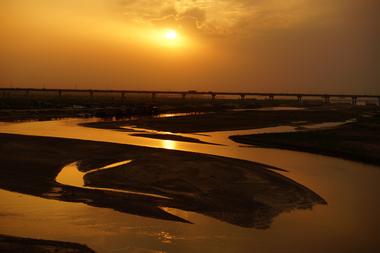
[0,133,325,229]
[0,234,95,253]
[231,112,380,165]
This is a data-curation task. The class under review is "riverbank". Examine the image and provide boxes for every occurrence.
[230,112,380,166]
[82,105,376,133]
[0,133,325,229]
[0,95,275,122]
[0,234,95,253]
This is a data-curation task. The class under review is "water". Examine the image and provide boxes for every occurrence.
[0,118,379,252]
[56,161,170,199]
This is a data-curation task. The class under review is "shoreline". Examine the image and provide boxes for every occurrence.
[230,114,380,166]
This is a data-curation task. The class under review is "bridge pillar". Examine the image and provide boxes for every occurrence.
[240,94,246,100]
[152,92,156,100]
[211,93,216,101]
[90,90,94,98]
[323,95,330,104]
[352,96,357,105]
[121,92,126,100]
[182,93,187,100]
[269,95,274,101]
[297,95,302,103]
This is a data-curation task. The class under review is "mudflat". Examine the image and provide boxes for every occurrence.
[231,112,380,165]
[0,133,325,229]
[82,105,380,164]
[82,105,373,133]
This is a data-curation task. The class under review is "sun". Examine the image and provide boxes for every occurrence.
[165,30,177,40]
[147,28,188,48]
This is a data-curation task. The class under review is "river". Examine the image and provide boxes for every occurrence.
[0,116,379,253]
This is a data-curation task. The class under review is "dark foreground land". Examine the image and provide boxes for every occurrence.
[231,112,380,166]
[0,234,95,253]
[0,133,325,229]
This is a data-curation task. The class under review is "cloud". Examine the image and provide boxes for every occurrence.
[2,0,378,92]
[111,0,338,35]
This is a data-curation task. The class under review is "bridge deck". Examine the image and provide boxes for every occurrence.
[0,88,378,99]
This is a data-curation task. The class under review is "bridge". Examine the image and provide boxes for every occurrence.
[1,88,379,105]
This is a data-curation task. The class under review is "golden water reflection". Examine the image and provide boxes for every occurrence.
[162,140,176,150]
[56,161,170,199]
[0,118,379,253]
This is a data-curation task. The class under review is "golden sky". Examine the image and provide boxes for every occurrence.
[1,0,379,93]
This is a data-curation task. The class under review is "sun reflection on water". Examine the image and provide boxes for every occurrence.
[158,231,174,244]
[162,139,176,150]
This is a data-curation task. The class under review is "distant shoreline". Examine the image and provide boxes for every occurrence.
[230,115,380,166]
[82,104,369,133]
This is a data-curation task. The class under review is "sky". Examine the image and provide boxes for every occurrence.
[0,0,379,93]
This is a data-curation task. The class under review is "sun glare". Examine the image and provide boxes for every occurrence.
[143,27,193,49]
[165,30,177,40]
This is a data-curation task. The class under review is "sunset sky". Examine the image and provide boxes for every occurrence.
[1,0,379,93]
